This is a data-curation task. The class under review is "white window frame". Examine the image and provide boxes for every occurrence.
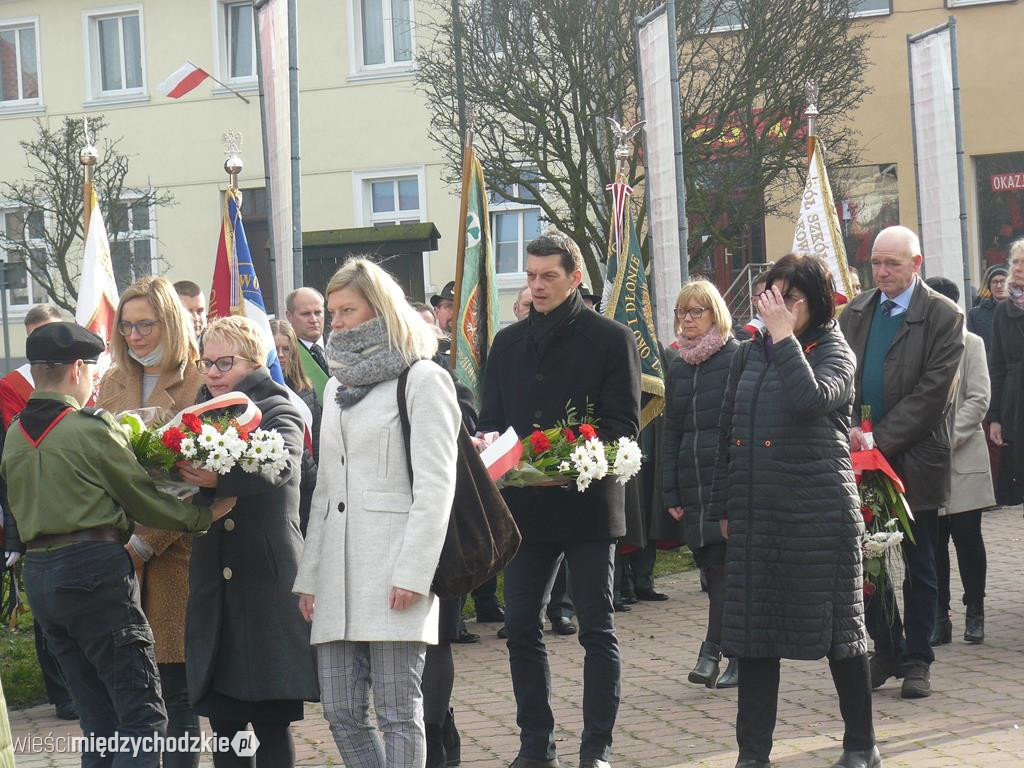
[107,197,157,288]
[347,0,417,81]
[0,208,48,311]
[83,5,148,106]
[848,0,891,18]
[0,17,43,115]
[352,167,427,227]
[490,178,544,288]
[946,0,1013,6]
[213,0,258,91]
[699,0,744,33]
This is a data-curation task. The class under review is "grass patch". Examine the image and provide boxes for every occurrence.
[1,589,46,710]
[464,547,696,618]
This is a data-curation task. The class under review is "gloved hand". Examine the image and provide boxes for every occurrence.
[5,551,21,568]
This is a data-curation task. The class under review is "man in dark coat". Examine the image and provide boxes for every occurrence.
[839,225,964,700]
[479,230,641,768]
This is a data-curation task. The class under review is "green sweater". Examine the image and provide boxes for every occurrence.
[861,301,905,423]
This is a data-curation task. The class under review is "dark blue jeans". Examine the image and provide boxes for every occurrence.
[504,539,619,762]
[24,541,167,768]
[866,508,939,664]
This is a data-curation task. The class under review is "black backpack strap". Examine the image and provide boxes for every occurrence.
[396,364,417,481]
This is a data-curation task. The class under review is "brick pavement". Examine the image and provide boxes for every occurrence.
[8,507,1024,767]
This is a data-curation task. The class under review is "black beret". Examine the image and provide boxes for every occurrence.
[26,322,105,365]
[924,276,960,304]
[430,281,456,308]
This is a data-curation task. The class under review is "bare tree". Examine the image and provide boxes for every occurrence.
[417,0,870,290]
[0,116,174,312]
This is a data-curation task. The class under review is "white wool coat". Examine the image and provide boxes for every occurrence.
[293,361,460,644]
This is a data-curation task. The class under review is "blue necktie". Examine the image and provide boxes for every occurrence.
[881,299,898,318]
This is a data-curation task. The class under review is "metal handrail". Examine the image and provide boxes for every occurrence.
[724,262,773,325]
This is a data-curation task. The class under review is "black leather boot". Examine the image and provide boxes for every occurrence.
[964,600,984,643]
[830,745,882,767]
[443,708,461,765]
[716,656,740,688]
[688,641,721,687]
[929,614,952,646]
[426,724,447,768]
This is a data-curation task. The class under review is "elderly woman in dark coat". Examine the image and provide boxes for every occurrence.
[661,279,739,690]
[708,254,879,768]
[179,315,318,768]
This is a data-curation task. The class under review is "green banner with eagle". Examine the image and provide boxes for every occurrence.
[451,142,499,403]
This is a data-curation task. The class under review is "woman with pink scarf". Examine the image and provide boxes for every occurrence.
[660,279,740,689]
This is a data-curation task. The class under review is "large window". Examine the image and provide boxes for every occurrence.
[0,19,40,109]
[108,199,155,291]
[490,180,542,276]
[354,170,425,227]
[831,164,900,291]
[698,0,743,32]
[86,8,146,100]
[848,0,890,16]
[1,210,47,308]
[352,0,414,73]
[975,153,1024,272]
[218,1,256,83]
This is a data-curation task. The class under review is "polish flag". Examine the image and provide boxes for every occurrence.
[157,61,210,99]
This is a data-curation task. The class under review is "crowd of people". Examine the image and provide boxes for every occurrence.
[0,224,1019,768]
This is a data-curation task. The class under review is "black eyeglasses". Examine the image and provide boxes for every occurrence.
[674,307,707,320]
[195,355,253,373]
[117,320,160,337]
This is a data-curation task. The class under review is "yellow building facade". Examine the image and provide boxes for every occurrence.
[0,0,1021,360]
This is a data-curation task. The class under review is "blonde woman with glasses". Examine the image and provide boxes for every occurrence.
[659,280,741,691]
[294,257,460,768]
[97,276,205,768]
[179,315,318,767]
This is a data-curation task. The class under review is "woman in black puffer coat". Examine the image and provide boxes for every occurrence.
[661,280,739,689]
[708,255,878,768]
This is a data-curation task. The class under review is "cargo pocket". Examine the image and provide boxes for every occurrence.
[112,624,158,690]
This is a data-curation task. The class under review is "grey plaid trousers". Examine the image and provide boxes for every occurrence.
[317,640,428,768]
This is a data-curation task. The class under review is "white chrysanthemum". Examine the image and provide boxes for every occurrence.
[203,448,235,475]
[239,455,260,473]
[884,518,898,529]
[197,424,220,449]
[557,461,571,473]
[862,531,904,559]
[613,437,643,483]
[179,437,197,459]
[576,473,593,492]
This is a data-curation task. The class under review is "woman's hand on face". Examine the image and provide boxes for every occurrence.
[177,461,219,489]
[668,506,685,521]
[298,594,315,623]
[756,285,800,341]
[389,587,423,612]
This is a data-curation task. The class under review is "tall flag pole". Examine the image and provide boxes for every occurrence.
[791,80,854,303]
[208,132,286,387]
[450,111,498,404]
[75,122,118,379]
[602,120,665,429]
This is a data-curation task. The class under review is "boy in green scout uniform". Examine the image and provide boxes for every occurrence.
[1,322,234,767]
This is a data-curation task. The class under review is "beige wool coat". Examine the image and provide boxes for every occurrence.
[293,361,460,645]
[942,331,996,516]
[97,359,204,663]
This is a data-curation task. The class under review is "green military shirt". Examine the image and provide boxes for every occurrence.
[1,391,212,543]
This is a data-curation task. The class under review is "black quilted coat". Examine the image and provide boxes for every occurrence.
[708,326,868,661]
[660,338,739,555]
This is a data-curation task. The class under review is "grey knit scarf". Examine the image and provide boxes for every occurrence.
[326,317,412,408]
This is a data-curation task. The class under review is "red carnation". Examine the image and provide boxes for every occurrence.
[863,581,876,597]
[861,506,874,524]
[529,430,552,453]
[563,428,576,443]
[181,413,202,434]
[579,423,597,441]
[161,427,186,454]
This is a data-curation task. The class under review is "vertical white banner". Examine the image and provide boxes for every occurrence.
[909,28,965,305]
[256,0,293,306]
[638,8,683,344]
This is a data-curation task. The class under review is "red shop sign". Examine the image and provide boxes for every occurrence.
[991,172,1024,192]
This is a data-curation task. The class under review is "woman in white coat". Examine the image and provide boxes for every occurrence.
[925,278,994,648]
[293,257,460,768]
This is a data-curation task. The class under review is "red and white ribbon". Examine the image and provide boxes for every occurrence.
[479,427,522,483]
[166,392,262,433]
